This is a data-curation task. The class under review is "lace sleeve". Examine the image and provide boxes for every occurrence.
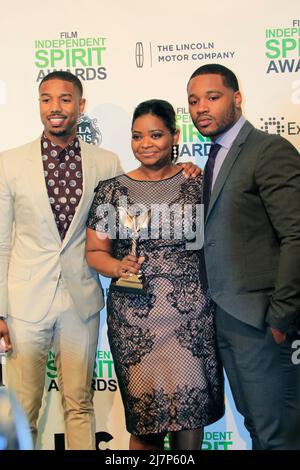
[86,178,117,232]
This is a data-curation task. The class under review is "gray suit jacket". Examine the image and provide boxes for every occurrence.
[0,137,123,322]
[204,120,300,333]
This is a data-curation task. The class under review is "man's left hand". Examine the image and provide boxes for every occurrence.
[178,162,202,179]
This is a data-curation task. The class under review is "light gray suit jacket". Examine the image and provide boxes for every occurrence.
[204,121,300,333]
[0,137,123,322]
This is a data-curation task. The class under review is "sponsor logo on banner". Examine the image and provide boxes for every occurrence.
[135,41,235,67]
[135,42,144,67]
[259,116,300,136]
[265,19,300,73]
[93,350,117,392]
[164,432,234,450]
[176,107,211,167]
[77,113,102,146]
[34,31,108,82]
[201,431,234,450]
[46,350,118,392]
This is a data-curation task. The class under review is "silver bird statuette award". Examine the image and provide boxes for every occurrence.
[111,207,151,294]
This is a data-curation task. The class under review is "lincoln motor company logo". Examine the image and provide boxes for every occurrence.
[135,42,144,68]
[135,40,235,68]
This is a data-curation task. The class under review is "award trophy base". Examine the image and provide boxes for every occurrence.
[111,274,147,295]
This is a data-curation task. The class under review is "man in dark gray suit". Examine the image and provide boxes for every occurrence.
[187,63,300,449]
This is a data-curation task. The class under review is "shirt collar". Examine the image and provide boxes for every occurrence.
[41,133,80,157]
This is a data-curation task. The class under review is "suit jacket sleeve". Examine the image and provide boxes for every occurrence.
[255,135,300,333]
[0,153,14,317]
[113,154,124,177]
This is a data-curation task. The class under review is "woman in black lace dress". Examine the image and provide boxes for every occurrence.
[86,99,224,450]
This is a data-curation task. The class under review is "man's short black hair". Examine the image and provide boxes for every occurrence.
[188,63,239,91]
[39,71,83,97]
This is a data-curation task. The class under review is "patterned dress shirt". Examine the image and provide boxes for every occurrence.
[41,134,83,240]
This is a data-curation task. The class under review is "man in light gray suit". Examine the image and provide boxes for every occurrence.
[0,71,123,449]
[187,63,300,449]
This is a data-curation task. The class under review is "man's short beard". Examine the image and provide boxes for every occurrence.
[204,120,235,138]
[197,104,239,138]
[49,128,72,137]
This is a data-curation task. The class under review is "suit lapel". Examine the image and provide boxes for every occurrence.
[206,121,254,221]
[61,141,96,248]
[27,138,61,244]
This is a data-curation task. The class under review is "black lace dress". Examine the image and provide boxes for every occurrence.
[87,171,224,436]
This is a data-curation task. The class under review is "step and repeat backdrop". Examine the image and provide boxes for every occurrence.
[0,0,299,450]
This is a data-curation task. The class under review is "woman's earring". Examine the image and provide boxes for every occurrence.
[172,144,179,161]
